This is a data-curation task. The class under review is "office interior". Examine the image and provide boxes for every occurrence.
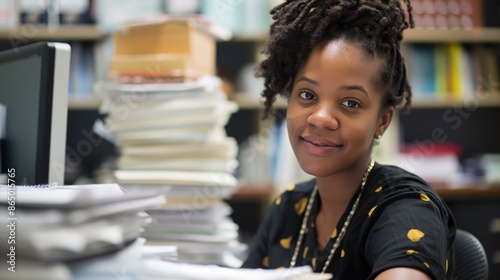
[0,0,499,279]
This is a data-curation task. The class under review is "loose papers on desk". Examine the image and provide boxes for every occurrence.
[142,260,332,280]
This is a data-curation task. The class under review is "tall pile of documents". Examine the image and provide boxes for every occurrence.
[96,15,245,267]
[96,75,244,267]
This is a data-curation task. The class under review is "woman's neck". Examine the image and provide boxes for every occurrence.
[316,159,372,215]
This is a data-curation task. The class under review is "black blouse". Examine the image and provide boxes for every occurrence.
[241,163,456,280]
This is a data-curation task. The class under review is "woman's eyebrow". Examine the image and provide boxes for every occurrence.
[339,85,368,96]
[295,76,319,86]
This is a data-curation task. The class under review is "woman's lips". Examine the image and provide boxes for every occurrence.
[300,136,342,156]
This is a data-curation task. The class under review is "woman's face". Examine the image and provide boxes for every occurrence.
[287,39,393,177]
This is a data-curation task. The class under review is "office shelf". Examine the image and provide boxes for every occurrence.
[0,24,105,41]
[232,182,500,201]
[411,94,500,108]
[403,28,500,43]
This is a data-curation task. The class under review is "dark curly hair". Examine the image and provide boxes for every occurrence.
[257,0,414,119]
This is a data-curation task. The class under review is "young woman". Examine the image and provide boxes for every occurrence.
[241,1,456,279]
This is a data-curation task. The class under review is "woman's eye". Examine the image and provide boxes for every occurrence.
[341,100,360,108]
[298,90,316,100]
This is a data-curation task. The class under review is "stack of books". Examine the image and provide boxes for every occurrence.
[96,15,244,267]
[406,43,500,101]
[0,183,166,280]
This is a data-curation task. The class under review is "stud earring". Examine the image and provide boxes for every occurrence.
[376,135,382,139]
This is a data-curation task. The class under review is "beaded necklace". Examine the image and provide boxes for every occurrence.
[289,158,375,273]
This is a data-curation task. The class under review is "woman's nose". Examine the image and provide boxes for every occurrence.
[306,104,339,130]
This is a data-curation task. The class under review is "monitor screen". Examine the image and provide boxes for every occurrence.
[0,42,70,185]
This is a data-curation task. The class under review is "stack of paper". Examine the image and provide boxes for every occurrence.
[96,76,238,173]
[96,75,244,267]
[0,184,166,280]
[143,203,247,267]
[112,170,245,267]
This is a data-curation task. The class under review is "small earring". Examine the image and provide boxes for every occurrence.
[376,135,382,139]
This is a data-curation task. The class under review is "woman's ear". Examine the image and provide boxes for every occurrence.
[376,107,394,138]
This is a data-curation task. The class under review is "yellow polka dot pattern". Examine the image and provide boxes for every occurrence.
[295,197,308,215]
[280,236,292,249]
[263,256,269,267]
[407,229,425,242]
[368,206,377,217]
[330,228,338,239]
[276,182,443,272]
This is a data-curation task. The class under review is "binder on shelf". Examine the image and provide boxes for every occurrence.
[409,44,436,98]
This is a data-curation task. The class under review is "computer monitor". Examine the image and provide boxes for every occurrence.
[0,41,71,185]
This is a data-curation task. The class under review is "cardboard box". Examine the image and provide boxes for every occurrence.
[113,16,230,77]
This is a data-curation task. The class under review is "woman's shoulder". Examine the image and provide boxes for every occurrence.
[366,162,443,201]
[370,162,433,190]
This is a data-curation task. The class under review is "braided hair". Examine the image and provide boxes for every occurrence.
[257,0,414,119]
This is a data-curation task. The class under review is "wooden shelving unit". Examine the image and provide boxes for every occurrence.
[232,28,500,43]
[403,28,500,43]
[411,94,500,108]
[0,24,105,41]
[435,185,500,200]
[232,182,500,201]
